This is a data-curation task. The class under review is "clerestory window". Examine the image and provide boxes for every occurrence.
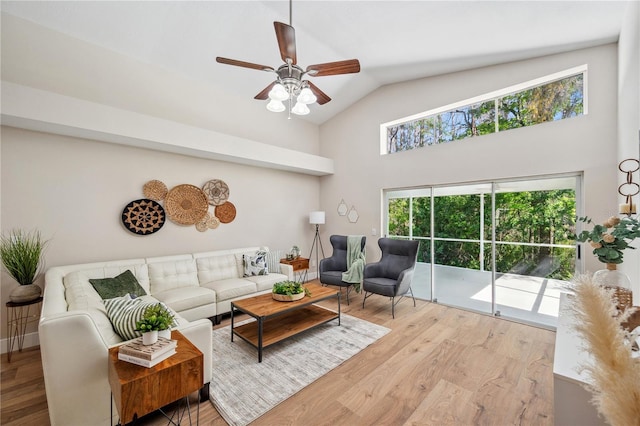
[380,65,586,155]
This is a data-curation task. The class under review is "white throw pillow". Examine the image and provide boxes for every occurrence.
[243,251,268,276]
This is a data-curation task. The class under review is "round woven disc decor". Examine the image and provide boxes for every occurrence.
[195,213,213,232]
[143,180,168,201]
[165,184,209,225]
[215,201,236,224]
[202,179,230,206]
[207,215,221,229]
[122,199,165,235]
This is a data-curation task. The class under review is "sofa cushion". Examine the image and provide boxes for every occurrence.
[104,296,173,341]
[89,270,147,299]
[201,278,257,302]
[244,273,290,292]
[243,251,268,276]
[196,254,240,283]
[153,286,217,314]
[148,259,199,293]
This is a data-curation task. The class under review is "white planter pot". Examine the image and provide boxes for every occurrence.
[142,330,158,345]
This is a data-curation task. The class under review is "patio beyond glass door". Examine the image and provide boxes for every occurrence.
[384,174,579,328]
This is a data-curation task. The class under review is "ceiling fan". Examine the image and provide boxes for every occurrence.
[215,1,360,117]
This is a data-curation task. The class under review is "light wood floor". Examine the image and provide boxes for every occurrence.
[1,283,556,425]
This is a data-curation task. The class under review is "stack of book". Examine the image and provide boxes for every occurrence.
[117,336,177,368]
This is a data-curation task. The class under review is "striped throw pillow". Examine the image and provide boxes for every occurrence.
[104,296,164,341]
[265,250,284,274]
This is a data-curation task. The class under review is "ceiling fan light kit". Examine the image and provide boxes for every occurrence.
[216,0,360,119]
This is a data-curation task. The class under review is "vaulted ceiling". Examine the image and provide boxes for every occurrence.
[0,1,630,125]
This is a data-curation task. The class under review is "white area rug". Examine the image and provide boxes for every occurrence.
[209,314,390,426]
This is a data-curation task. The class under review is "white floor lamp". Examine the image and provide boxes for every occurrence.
[309,211,326,279]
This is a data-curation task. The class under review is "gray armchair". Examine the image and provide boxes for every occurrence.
[362,238,419,318]
[319,235,366,305]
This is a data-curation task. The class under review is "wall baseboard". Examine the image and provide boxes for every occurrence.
[1,332,40,354]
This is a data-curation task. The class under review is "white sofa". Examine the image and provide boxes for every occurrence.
[40,247,292,426]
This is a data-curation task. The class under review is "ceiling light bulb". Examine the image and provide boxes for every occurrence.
[266,99,285,112]
[268,83,289,101]
[291,102,310,115]
[297,87,317,105]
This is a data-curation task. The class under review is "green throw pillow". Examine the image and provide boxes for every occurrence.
[104,296,169,341]
[89,270,147,299]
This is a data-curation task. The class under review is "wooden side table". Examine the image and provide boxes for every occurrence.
[5,296,43,362]
[280,257,309,283]
[108,330,203,425]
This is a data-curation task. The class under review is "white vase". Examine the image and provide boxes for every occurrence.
[158,329,171,340]
[9,283,42,303]
[142,330,158,345]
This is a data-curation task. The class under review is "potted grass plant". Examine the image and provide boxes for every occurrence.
[0,229,48,303]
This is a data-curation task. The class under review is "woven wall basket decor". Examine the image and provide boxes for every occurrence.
[215,201,236,224]
[122,199,165,235]
[143,180,168,201]
[202,179,230,206]
[165,184,209,225]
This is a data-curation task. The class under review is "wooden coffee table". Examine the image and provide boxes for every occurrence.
[230,282,340,362]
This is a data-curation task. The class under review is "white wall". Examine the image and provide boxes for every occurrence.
[319,44,619,274]
[617,1,640,303]
[0,126,321,340]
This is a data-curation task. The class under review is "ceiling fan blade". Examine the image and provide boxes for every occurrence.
[306,81,331,105]
[254,82,277,100]
[216,57,274,72]
[274,22,297,65]
[306,59,361,77]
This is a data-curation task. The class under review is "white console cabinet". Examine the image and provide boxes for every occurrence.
[553,292,606,425]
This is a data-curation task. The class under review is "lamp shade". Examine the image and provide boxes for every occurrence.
[266,99,285,112]
[297,87,317,105]
[309,211,325,224]
[268,83,289,101]
[291,102,310,115]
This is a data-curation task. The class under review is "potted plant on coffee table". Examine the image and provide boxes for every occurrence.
[135,303,175,345]
[0,229,48,303]
[272,280,311,302]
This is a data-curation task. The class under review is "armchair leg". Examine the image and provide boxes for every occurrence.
[391,297,395,319]
[345,286,353,305]
[362,291,371,309]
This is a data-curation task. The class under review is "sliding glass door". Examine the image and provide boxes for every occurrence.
[432,183,493,315]
[491,177,577,326]
[384,174,579,328]
[386,188,432,300]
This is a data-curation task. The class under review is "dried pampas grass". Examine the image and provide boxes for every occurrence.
[568,274,640,426]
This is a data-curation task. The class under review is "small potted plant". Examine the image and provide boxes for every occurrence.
[0,229,48,303]
[272,280,311,302]
[135,303,175,344]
